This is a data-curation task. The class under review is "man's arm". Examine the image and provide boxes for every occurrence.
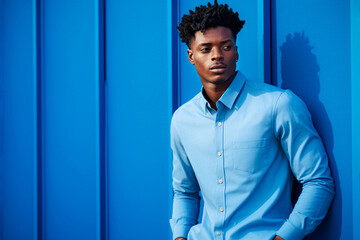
[170,115,201,240]
[273,90,335,240]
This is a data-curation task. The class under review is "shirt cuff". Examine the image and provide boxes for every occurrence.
[170,219,192,240]
[276,220,304,240]
[172,225,191,240]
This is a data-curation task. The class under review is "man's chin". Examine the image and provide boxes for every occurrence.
[201,71,237,85]
[206,71,237,85]
[211,79,228,85]
[206,76,229,85]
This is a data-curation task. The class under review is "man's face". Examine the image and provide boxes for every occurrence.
[187,26,238,85]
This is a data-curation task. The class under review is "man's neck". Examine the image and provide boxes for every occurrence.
[202,71,237,111]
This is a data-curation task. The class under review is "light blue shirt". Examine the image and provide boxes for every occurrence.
[170,72,335,240]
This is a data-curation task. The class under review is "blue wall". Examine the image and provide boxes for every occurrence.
[0,1,37,239]
[351,0,360,239]
[0,0,105,239]
[0,0,358,239]
[42,1,104,239]
[272,1,352,239]
[105,0,171,239]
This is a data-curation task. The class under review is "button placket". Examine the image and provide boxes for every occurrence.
[214,107,226,238]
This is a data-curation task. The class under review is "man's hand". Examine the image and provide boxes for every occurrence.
[273,235,285,240]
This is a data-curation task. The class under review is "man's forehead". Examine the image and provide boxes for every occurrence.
[193,26,234,44]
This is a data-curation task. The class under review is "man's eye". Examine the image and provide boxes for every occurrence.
[200,48,210,52]
[224,45,232,50]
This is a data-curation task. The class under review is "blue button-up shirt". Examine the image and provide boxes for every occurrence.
[170,72,334,240]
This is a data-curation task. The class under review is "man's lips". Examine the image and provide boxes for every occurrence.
[210,64,227,69]
[210,64,227,73]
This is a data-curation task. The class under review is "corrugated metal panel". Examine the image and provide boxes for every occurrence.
[105,0,172,239]
[0,1,38,239]
[272,1,352,239]
[1,0,357,239]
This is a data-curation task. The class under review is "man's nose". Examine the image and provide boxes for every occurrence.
[211,48,224,61]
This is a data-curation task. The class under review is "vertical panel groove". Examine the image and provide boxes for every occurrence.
[270,0,278,86]
[263,0,271,84]
[269,0,277,86]
[167,0,176,238]
[257,0,264,82]
[98,0,107,239]
[34,0,44,239]
[172,0,180,112]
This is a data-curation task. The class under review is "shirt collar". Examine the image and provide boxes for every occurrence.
[200,71,246,113]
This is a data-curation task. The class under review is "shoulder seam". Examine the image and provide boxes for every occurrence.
[272,90,288,139]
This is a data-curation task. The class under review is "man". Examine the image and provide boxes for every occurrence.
[170,1,335,240]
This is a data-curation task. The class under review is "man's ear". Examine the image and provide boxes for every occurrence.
[187,49,195,65]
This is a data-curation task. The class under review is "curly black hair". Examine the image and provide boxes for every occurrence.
[177,0,245,48]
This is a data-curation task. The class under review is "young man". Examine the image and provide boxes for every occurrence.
[170,1,335,240]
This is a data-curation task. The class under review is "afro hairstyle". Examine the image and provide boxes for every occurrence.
[177,0,245,48]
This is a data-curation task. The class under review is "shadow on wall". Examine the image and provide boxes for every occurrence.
[279,32,341,240]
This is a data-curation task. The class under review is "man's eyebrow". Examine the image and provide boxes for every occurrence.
[199,43,211,46]
[199,40,233,46]
[221,39,232,44]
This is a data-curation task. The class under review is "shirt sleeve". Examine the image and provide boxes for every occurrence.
[273,90,335,240]
[169,113,201,240]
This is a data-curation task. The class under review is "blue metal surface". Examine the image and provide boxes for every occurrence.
[263,0,271,84]
[272,1,352,239]
[0,0,358,239]
[34,0,43,239]
[0,1,38,239]
[105,0,171,239]
[168,1,178,238]
[41,0,102,239]
[351,0,360,239]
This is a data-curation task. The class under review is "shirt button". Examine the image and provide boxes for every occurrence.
[217,152,222,156]
[216,232,221,236]
[219,179,223,184]
[220,208,224,212]
[217,122,222,126]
